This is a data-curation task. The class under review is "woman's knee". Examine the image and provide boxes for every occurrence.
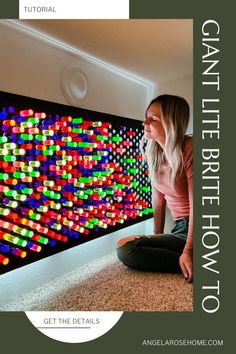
[116,235,141,249]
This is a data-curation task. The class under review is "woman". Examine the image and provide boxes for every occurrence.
[116,94,193,283]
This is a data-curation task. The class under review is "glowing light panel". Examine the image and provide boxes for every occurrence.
[0,91,152,274]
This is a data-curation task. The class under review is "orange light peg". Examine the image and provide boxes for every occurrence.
[0,254,9,265]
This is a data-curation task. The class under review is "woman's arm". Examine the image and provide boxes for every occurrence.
[179,138,193,282]
[152,183,166,234]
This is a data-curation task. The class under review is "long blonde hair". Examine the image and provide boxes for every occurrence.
[140,94,190,188]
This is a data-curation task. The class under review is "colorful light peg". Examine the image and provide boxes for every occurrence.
[0,243,11,253]
[0,136,8,143]
[12,248,27,258]
[28,242,42,252]
[20,109,34,117]
[0,254,9,265]
[35,112,46,118]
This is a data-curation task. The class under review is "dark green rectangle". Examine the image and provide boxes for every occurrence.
[0,0,18,19]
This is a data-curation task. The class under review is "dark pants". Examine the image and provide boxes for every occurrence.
[116,218,188,273]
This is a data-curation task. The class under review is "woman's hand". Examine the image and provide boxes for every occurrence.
[179,250,193,283]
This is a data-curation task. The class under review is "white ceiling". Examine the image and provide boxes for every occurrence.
[23,19,193,84]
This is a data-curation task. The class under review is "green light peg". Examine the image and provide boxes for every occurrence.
[0,136,8,143]
[0,173,9,180]
[24,230,34,237]
[67,142,78,148]
[20,134,33,140]
[4,143,16,149]
[22,188,33,194]
[43,190,55,198]
[0,207,10,216]
[42,130,54,136]
[0,149,8,155]
[43,150,53,156]
[29,213,41,220]
[72,128,83,134]
[62,173,72,179]
[4,155,16,162]
[111,136,122,142]
[79,177,91,183]
[13,172,26,179]
[92,121,102,127]
[29,161,40,167]
[21,122,33,128]
[16,239,27,247]
[93,172,102,177]
[96,135,107,141]
[35,135,46,141]
[123,158,136,163]
[28,117,39,124]
[141,186,151,192]
[14,194,27,202]
[62,137,72,142]
[128,168,138,174]
[13,149,25,156]
[72,118,83,124]
[21,166,33,172]
[29,171,40,177]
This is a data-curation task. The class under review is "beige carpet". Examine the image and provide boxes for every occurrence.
[1,252,193,312]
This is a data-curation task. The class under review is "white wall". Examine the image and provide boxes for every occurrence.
[0,20,153,121]
[153,75,193,134]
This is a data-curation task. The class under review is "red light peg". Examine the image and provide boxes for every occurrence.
[21,144,33,150]
[116,191,126,197]
[37,175,47,181]
[122,141,132,146]
[55,141,66,147]
[12,248,27,258]
[135,155,143,160]
[106,219,116,226]
[37,226,48,234]
[35,112,46,119]
[56,179,67,186]
[0,161,9,168]
[61,127,72,133]
[126,131,136,136]
[0,185,9,193]
[0,230,6,238]
[55,121,66,127]
[44,140,54,146]
[40,216,50,224]
[20,109,34,117]
[67,150,78,156]
[116,148,126,154]
[61,116,72,123]
[36,155,47,161]
[49,211,62,221]
[49,165,59,172]
[82,121,93,128]
[3,119,15,126]
[8,212,19,221]
[4,178,17,185]
[12,127,24,133]
[56,235,68,242]
[68,213,79,221]
[28,243,42,252]
[51,185,62,192]
[30,193,41,200]
[5,166,17,173]
[145,170,149,175]
[101,122,111,128]
[83,229,90,235]
[0,254,9,265]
